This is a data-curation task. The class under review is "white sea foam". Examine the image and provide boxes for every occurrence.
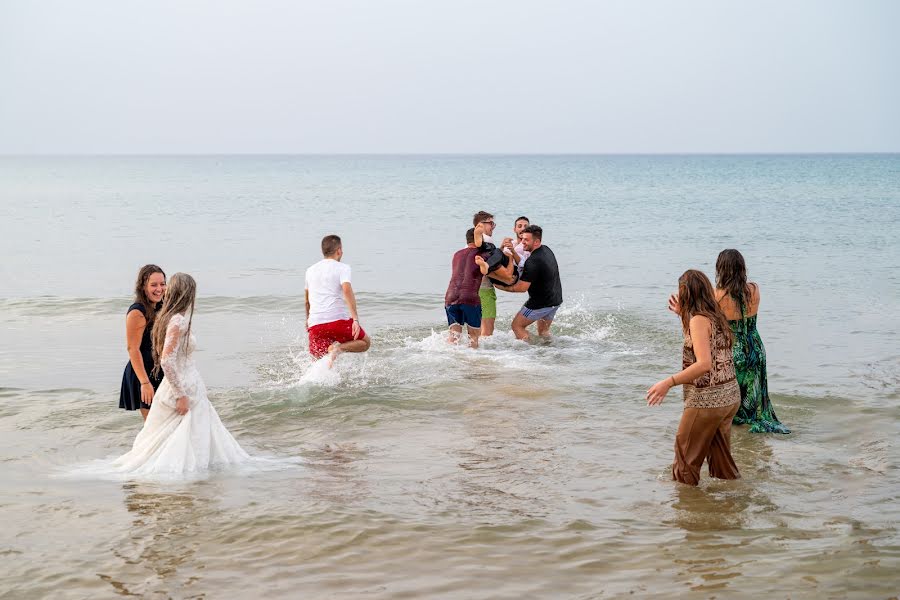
[269,303,630,394]
[298,354,343,387]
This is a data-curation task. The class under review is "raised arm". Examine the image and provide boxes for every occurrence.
[668,293,682,318]
[502,238,522,265]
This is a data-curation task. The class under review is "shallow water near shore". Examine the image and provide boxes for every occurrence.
[1,155,899,598]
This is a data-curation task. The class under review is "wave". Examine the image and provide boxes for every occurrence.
[0,292,442,317]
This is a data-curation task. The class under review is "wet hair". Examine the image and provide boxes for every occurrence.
[515,216,530,225]
[677,270,733,347]
[522,224,542,240]
[716,249,750,311]
[321,235,342,257]
[133,264,166,326]
[472,211,493,226]
[151,272,197,377]
[465,227,476,245]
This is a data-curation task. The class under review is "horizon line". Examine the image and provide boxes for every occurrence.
[2,151,899,158]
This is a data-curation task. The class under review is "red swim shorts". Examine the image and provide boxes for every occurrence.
[308,318,367,358]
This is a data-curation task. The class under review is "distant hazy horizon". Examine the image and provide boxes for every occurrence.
[4,151,900,157]
[2,0,898,154]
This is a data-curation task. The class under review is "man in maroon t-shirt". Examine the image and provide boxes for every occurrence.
[444,223,490,348]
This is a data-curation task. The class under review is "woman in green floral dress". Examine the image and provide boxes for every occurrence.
[714,250,790,434]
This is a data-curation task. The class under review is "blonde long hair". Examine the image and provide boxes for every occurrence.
[151,273,196,376]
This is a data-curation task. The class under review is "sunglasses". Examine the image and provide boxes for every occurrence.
[481,220,496,226]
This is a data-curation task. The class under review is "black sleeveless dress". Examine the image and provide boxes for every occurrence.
[118,303,164,410]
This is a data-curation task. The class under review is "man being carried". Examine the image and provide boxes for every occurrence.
[444,223,489,348]
[502,215,531,270]
[305,234,371,365]
[494,225,563,341]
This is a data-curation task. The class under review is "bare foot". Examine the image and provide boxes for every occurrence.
[327,342,342,368]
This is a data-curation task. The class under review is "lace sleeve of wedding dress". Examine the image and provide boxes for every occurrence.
[159,313,188,398]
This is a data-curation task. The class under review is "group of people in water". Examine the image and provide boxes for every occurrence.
[444,211,564,348]
[114,214,788,485]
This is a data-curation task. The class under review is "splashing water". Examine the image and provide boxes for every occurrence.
[298,355,342,387]
[270,301,635,397]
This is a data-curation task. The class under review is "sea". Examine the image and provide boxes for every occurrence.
[1,154,898,599]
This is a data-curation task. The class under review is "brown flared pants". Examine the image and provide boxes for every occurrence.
[672,401,741,486]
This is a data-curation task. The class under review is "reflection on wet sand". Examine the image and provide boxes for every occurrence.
[303,442,370,507]
[666,429,778,529]
[454,384,565,521]
[99,482,220,598]
[660,433,780,595]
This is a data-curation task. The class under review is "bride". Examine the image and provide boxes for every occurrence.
[111,272,249,476]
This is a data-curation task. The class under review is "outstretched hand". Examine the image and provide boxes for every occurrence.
[668,294,681,316]
[646,379,672,406]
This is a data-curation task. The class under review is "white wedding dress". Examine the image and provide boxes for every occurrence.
[111,312,249,476]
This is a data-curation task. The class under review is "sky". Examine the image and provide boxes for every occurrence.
[1,0,898,154]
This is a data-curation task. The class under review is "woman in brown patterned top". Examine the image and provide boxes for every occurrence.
[646,270,742,485]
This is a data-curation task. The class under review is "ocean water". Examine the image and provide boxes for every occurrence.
[1,155,898,598]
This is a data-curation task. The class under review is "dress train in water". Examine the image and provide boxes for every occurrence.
[111,312,249,476]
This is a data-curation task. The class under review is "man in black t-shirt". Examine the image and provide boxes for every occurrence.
[494,225,563,340]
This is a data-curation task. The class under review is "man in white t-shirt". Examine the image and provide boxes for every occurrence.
[305,235,371,363]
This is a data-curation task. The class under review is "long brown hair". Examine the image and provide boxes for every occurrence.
[678,269,733,347]
[133,264,166,326]
[151,273,196,376]
[715,249,750,312]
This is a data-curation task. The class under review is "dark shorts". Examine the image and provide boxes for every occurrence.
[446,304,482,328]
[308,318,368,358]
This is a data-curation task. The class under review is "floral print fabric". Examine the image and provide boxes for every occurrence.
[729,314,791,434]
[682,320,740,409]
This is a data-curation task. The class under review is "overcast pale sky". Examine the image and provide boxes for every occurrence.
[1,0,898,154]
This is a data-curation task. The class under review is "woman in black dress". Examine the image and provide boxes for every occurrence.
[119,264,167,420]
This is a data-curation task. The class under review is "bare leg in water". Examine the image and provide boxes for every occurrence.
[511,312,536,341]
[448,324,481,349]
[511,314,554,341]
[328,336,371,367]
